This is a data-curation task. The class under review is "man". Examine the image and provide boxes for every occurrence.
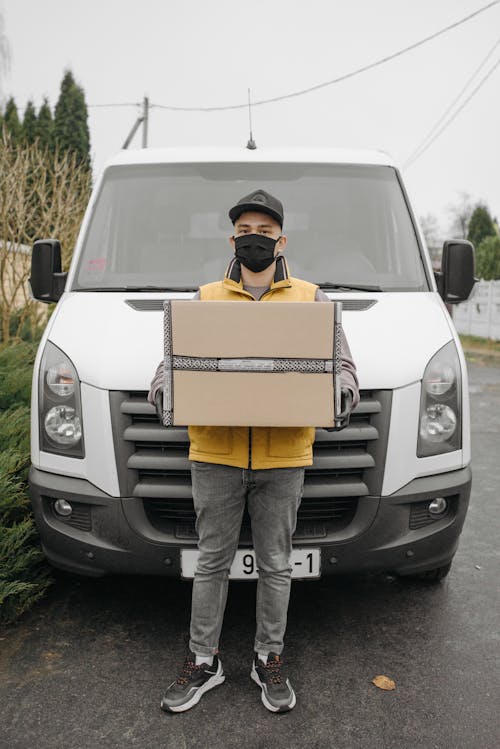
[148,189,359,713]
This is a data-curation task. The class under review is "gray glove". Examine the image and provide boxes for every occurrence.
[154,391,164,424]
[339,387,353,419]
[325,387,353,432]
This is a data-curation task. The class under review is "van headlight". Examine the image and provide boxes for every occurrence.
[417,341,461,457]
[38,342,85,457]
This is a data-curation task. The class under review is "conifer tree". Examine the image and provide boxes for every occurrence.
[3,96,21,144]
[54,70,90,169]
[467,204,496,249]
[476,235,500,280]
[36,97,54,152]
[21,100,37,144]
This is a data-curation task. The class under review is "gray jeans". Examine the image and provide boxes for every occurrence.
[189,462,305,657]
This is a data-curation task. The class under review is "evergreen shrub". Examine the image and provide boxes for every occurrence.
[0,335,53,625]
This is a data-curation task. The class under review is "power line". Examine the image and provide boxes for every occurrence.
[152,0,500,112]
[403,34,500,167]
[403,55,500,169]
[86,0,500,113]
[88,102,140,108]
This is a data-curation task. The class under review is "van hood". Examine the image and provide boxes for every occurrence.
[44,292,455,392]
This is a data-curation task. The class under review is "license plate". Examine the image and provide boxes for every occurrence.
[181,548,320,580]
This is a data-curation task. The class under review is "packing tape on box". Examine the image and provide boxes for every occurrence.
[171,356,334,373]
[163,300,174,426]
[333,301,343,427]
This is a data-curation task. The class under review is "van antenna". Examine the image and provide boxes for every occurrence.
[246,88,257,150]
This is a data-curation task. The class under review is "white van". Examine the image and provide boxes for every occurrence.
[28,147,475,582]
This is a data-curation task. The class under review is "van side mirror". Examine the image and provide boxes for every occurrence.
[29,239,68,303]
[435,240,476,304]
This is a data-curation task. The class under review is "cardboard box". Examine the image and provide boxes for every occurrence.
[163,300,342,427]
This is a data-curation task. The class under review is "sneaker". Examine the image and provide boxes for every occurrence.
[160,652,225,713]
[251,653,296,712]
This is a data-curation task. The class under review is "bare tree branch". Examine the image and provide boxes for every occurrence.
[0,131,91,343]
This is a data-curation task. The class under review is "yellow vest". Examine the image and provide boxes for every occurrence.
[187,258,318,469]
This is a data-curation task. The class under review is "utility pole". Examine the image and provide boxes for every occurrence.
[122,96,150,149]
[142,96,149,148]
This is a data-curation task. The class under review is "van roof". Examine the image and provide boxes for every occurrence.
[105,146,396,169]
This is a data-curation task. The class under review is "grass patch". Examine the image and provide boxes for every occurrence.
[459,334,500,354]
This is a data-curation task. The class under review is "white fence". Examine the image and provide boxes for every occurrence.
[453,280,500,341]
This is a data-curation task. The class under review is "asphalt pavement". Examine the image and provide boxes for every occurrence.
[1,361,499,749]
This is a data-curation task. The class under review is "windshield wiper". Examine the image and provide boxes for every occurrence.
[317,282,382,292]
[76,286,199,292]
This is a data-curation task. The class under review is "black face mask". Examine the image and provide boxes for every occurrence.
[234,233,281,273]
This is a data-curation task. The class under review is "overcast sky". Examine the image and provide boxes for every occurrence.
[2,0,500,235]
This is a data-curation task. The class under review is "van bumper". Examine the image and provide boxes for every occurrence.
[29,465,471,578]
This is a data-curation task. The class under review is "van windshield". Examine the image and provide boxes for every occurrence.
[72,163,428,292]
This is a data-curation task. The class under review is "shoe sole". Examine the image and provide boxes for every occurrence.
[251,663,296,713]
[161,663,225,713]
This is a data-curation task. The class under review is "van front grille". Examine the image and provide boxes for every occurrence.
[143,495,358,536]
[109,389,391,538]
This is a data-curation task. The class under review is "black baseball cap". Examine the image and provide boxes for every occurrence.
[228,189,284,228]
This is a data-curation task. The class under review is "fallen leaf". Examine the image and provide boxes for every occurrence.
[372,675,396,690]
[475,565,482,570]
